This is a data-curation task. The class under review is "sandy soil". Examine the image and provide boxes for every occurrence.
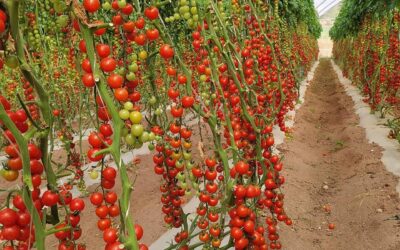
[280,59,400,250]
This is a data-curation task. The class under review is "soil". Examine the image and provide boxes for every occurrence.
[279,59,400,250]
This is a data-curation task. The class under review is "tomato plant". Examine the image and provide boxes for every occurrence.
[331,0,400,142]
[0,0,321,249]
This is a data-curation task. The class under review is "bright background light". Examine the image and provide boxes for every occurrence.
[315,0,342,17]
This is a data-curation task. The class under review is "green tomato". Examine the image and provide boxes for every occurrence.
[129,111,142,124]
[134,141,143,149]
[56,15,69,28]
[148,132,156,141]
[180,182,188,189]
[131,124,144,137]
[149,96,157,105]
[126,72,136,81]
[5,55,19,69]
[125,134,136,145]
[183,151,192,160]
[89,170,99,180]
[148,143,155,151]
[124,101,134,111]
[102,2,112,10]
[190,7,197,15]
[128,63,139,72]
[118,0,127,8]
[176,172,185,181]
[139,131,149,143]
[175,160,184,168]
[154,108,162,116]
[122,127,129,137]
[186,161,194,169]
[119,109,130,120]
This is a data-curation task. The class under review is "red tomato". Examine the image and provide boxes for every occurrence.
[88,132,105,148]
[96,44,111,58]
[135,224,144,241]
[159,44,174,59]
[144,7,159,20]
[90,192,104,206]
[103,227,118,243]
[102,167,117,181]
[100,57,117,72]
[181,96,195,108]
[41,190,59,207]
[83,0,100,13]
[70,198,85,212]
[0,208,18,226]
[100,124,113,137]
[107,74,124,89]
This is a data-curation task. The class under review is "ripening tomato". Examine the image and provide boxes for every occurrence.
[98,218,111,231]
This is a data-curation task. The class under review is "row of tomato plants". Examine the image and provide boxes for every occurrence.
[332,3,400,142]
[0,0,320,249]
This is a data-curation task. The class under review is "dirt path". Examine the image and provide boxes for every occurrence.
[280,59,400,249]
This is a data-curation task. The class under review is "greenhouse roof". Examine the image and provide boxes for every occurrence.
[314,0,341,17]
